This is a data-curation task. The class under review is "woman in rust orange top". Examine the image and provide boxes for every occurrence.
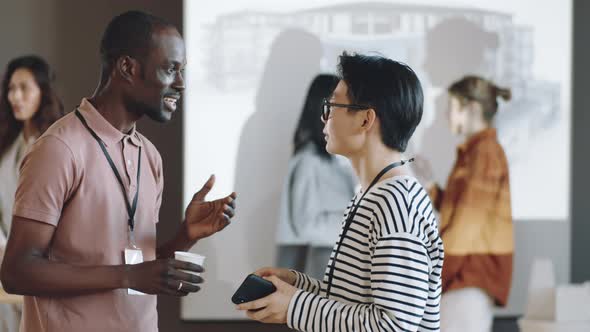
[414,76,513,332]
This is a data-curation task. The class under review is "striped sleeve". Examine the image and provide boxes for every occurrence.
[287,232,432,332]
[292,270,322,295]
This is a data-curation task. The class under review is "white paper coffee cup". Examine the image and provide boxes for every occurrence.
[174,251,206,276]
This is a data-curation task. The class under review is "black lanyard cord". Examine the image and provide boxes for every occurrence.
[75,109,142,232]
[325,158,414,297]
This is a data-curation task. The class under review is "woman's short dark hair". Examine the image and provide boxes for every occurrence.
[0,55,64,158]
[337,52,423,152]
[293,74,339,158]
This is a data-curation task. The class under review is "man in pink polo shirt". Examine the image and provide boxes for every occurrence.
[0,11,236,332]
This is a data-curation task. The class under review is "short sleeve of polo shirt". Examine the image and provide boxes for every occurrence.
[13,135,79,226]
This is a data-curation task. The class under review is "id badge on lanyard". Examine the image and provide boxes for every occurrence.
[125,228,146,295]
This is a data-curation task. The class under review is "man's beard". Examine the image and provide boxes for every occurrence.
[126,97,169,123]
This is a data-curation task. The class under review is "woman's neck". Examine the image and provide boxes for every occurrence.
[349,143,408,191]
[465,119,490,140]
[22,120,38,142]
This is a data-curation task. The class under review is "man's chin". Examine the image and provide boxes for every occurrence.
[145,108,173,123]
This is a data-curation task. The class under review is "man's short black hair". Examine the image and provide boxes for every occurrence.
[337,52,423,152]
[100,10,176,71]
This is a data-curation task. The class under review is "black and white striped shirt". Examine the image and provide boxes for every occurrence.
[287,176,444,332]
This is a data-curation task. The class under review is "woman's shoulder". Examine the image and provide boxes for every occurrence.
[362,176,426,213]
[290,144,333,169]
[469,135,509,171]
[361,176,438,239]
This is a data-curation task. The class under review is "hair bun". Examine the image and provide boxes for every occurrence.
[496,86,512,101]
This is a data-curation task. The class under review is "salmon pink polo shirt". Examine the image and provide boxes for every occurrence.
[13,98,163,332]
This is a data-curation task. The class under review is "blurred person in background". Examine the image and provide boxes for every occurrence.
[276,73,356,279]
[0,55,64,247]
[413,75,514,332]
[0,55,64,332]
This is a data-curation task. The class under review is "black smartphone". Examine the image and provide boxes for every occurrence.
[231,274,277,305]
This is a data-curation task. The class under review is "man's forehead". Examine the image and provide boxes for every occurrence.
[152,32,184,47]
[149,29,186,62]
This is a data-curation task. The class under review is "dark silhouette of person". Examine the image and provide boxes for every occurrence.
[233,28,323,275]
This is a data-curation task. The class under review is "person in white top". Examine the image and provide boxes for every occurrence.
[0,55,64,332]
[276,74,357,279]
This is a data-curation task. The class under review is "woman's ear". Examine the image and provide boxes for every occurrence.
[361,108,377,130]
[466,100,485,118]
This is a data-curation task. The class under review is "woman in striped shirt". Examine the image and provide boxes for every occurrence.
[237,52,444,332]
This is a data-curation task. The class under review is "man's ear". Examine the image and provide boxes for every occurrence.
[115,56,139,83]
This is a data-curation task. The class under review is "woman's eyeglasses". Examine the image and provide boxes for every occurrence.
[322,98,371,122]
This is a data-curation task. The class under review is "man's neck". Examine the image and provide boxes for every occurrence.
[349,142,408,192]
[88,89,139,134]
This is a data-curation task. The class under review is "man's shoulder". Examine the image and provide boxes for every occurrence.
[32,112,83,156]
[41,111,80,142]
